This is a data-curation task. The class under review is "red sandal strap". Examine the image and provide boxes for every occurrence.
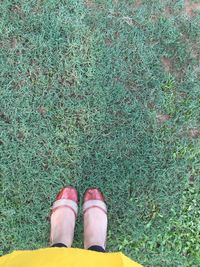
[83,200,107,215]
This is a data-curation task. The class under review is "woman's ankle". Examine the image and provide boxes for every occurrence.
[84,207,107,250]
[50,207,75,247]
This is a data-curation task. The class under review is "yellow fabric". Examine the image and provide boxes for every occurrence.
[0,248,142,267]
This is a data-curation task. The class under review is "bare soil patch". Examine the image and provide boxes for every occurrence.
[84,0,94,8]
[188,129,200,138]
[161,56,173,73]
[157,114,171,124]
[185,0,200,16]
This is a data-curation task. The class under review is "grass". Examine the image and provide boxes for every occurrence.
[0,0,200,266]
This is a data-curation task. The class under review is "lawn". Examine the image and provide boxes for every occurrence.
[0,0,200,266]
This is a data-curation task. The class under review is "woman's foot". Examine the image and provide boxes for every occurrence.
[50,187,78,247]
[83,188,108,249]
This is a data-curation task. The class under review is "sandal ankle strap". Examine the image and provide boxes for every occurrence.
[52,199,78,217]
[83,200,107,215]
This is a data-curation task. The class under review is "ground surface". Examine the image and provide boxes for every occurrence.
[0,1,200,266]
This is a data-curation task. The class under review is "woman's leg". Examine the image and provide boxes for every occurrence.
[50,206,76,247]
[83,189,108,252]
[50,187,78,248]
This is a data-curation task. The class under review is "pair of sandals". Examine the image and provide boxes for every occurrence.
[51,186,107,225]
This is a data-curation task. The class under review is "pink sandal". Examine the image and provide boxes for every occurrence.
[83,188,107,215]
[51,186,78,219]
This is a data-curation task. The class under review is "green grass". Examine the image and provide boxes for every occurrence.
[0,0,200,266]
